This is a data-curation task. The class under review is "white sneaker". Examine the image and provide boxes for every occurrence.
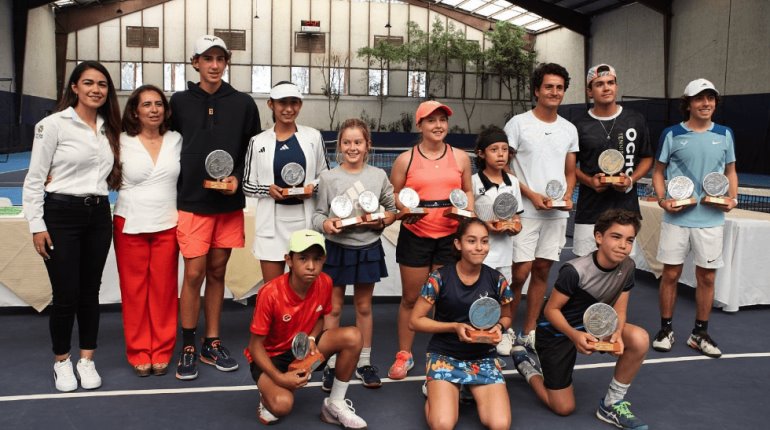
[258,401,278,425]
[53,357,78,392]
[652,328,674,352]
[320,398,367,429]
[496,328,515,355]
[76,358,102,390]
[516,330,536,352]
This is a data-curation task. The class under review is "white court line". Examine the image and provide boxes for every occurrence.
[2,352,768,403]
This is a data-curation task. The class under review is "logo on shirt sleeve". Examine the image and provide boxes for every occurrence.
[315,305,323,313]
[282,314,292,322]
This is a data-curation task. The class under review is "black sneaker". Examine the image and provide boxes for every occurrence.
[321,366,335,392]
[355,365,382,389]
[200,340,239,372]
[176,346,199,380]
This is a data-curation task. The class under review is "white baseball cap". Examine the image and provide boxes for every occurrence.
[192,35,230,58]
[269,82,304,100]
[586,63,617,86]
[683,78,719,97]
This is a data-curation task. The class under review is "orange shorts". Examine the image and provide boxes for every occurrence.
[177,209,245,258]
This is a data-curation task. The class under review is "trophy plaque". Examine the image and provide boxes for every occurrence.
[359,190,385,222]
[492,192,521,234]
[280,162,311,198]
[467,296,502,344]
[396,187,427,222]
[203,150,236,191]
[701,172,731,207]
[331,195,362,229]
[545,180,568,208]
[443,188,475,220]
[667,176,697,208]
[598,149,626,184]
[288,332,324,374]
[583,303,621,352]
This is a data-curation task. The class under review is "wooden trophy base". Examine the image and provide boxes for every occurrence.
[362,212,386,222]
[701,196,730,207]
[288,352,325,374]
[493,219,522,235]
[282,186,312,198]
[203,179,236,191]
[396,208,427,223]
[547,200,568,209]
[443,207,475,220]
[334,216,363,229]
[671,197,697,208]
[600,176,625,184]
[591,341,621,353]
[468,330,502,344]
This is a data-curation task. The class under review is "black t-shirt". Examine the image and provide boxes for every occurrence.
[572,107,653,224]
[421,264,512,360]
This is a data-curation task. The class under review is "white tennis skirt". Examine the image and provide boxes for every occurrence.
[252,203,308,261]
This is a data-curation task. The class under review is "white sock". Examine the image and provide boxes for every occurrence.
[604,378,630,407]
[357,347,371,368]
[329,378,349,404]
[327,354,337,369]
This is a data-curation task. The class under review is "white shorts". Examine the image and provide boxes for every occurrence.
[493,265,512,285]
[656,222,724,269]
[512,218,567,262]
[252,203,307,261]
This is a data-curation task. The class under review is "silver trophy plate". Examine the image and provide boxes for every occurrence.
[493,192,518,220]
[291,332,310,360]
[598,149,625,175]
[449,189,468,210]
[281,162,305,187]
[545,180,565,200]
[358,190,379,214]
[399,187,420,209]
[204,150,234,180]
[667,176,695,200]
[468,296,501,330]
[331,195,354,219]
[703,172,729,197]
[583,303,618,340]
[474,194,495,222]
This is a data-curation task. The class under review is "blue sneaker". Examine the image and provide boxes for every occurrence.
[200,340,239,372]
[321,365,335,392]
[596,399,648,430]
[355,365,382,388]
[175,346,199,380]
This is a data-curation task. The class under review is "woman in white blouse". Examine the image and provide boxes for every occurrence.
[22,61,121,392]
[114,85,182,377]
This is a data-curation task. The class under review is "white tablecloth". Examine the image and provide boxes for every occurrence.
[632,199,770,312]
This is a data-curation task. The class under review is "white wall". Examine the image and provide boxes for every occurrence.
[0,0,14,91]
[23,7,57,100]
[532,27,586,105]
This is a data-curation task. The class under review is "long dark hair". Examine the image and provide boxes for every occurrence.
[122,85,171,136]
[58,61,122,190]
[453,218,490,261]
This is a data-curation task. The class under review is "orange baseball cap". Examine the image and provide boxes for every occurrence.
[415,100,453,124]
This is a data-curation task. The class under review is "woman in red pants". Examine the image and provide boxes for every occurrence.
[114,85,182,376]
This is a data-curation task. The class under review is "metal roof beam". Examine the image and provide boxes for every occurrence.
[503,0,590,35]
[636,0,672,16]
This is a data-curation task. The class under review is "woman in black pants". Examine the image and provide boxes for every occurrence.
[22,61,121,392]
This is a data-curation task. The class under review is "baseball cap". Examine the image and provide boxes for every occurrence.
[269,82,304,100]
[586,64,617,86]
[415,100,453,124]
[192,35,230,58]
[683,78,719,97]
[288,229,326,254]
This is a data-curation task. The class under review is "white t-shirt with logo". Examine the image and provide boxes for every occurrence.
[504,110,579,219]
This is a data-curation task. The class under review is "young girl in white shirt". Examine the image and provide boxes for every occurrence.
[22,61,121,392]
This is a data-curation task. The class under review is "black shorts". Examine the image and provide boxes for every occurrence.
[395,223,456,267]
[249,330,327,383]
[535,327,577,390]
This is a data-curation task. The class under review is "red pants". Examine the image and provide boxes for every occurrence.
[114,216,179,366]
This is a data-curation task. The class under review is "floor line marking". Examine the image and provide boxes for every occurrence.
[1,352,768,402]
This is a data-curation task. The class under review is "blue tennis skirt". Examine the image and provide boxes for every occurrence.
[322,239,388,286]
[425,352,504,386]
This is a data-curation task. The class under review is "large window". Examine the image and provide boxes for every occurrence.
[163,63,185,92]
[126,26,159,48]
[329,67,346,95]
[368,69,388,96]
[252,66,271,93]
[291,67,310,94]
[121,62,143,91]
